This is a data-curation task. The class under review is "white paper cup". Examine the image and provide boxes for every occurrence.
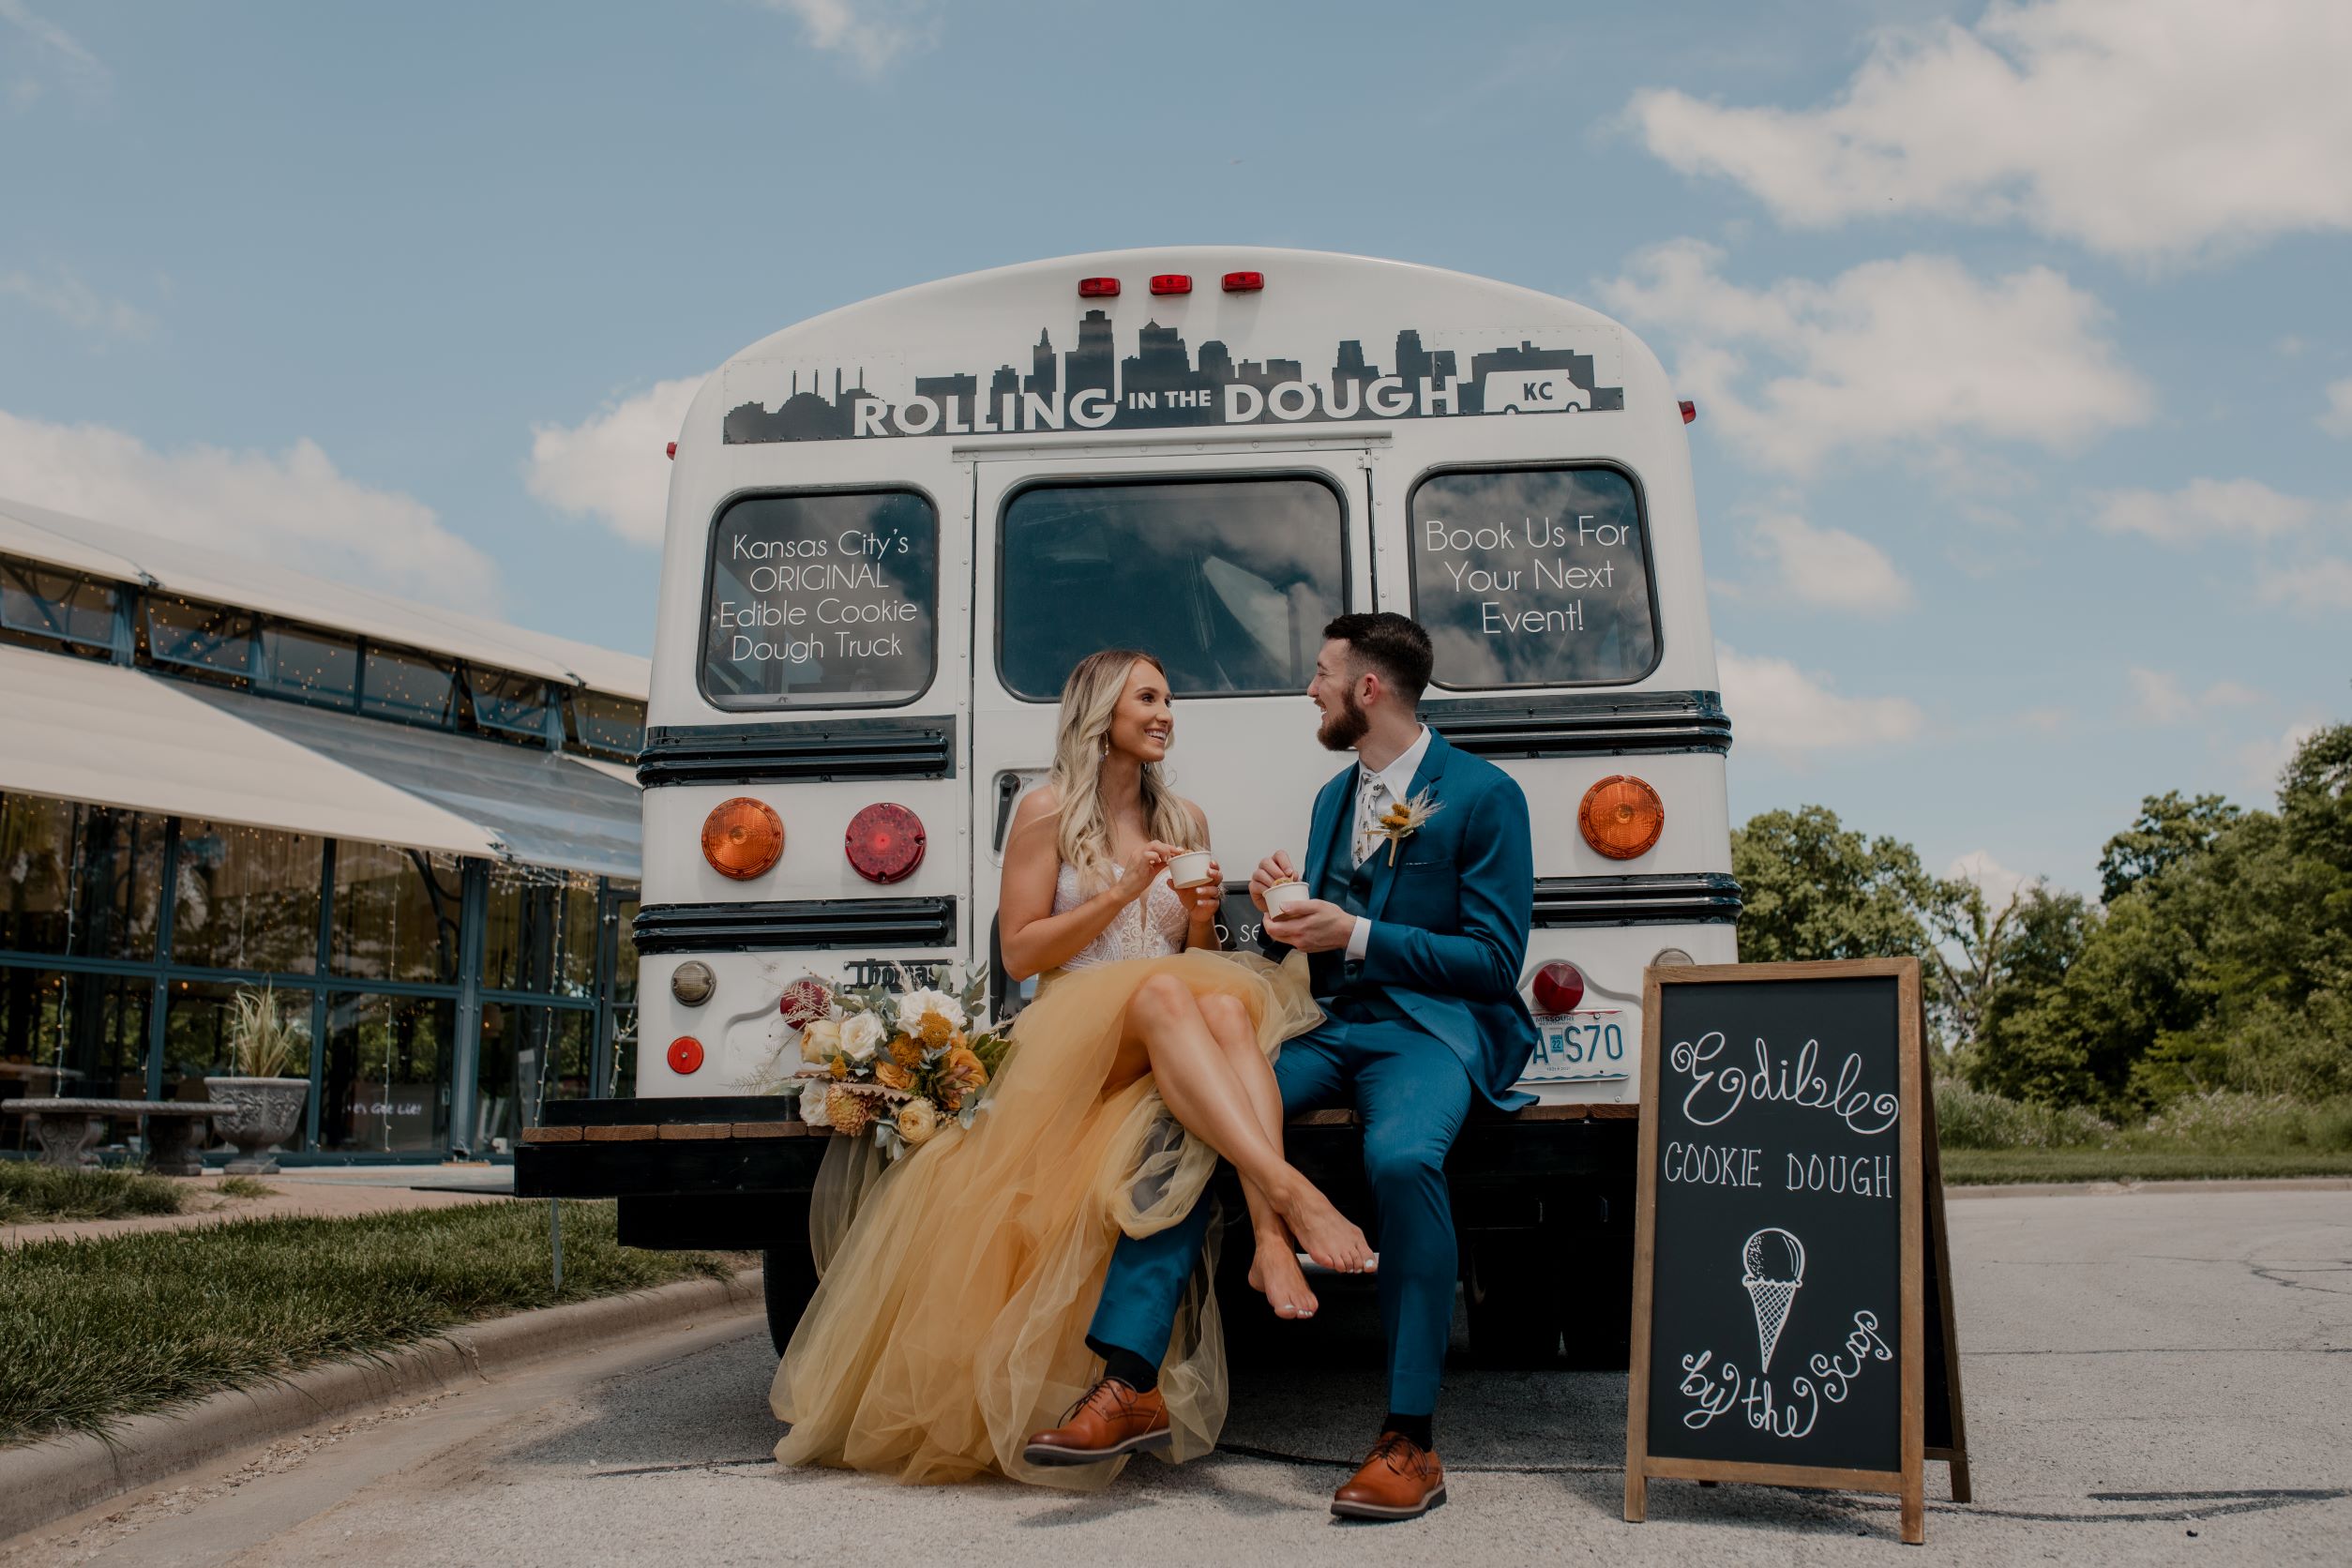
[1167,850,1214,889]
[1262,879,1312,915]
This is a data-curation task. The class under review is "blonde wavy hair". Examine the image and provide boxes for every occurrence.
[1048,649,1203,895]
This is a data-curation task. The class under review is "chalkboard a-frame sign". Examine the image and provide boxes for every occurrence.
[1621,958,1970,1546]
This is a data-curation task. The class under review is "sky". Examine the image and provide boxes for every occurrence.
[5,0,2349,901]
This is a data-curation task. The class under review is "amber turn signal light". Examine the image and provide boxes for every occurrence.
[701,796,783,880]
[1579,775,1664,860]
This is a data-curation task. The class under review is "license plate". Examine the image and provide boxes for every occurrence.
[1523,1008,1632,1082]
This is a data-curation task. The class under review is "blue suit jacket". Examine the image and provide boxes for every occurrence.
[1259,729,1539,1110]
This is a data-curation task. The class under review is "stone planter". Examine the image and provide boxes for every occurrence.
[202,1077,309,1174]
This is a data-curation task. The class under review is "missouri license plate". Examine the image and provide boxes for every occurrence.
[1524,1008,1632,1082]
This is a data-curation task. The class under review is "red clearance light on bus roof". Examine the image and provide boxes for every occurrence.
[1679,400,1696,425]
[1150,274,1192,295]
[666,442,677,459]
[845,802,927,884]
[1078,277,1121,297]
[1222,271,1265,293]
[1531,960,1586,1015]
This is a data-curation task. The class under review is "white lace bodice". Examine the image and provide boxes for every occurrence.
[1055,861,1190,971]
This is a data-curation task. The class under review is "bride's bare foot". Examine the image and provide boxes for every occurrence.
[1270,1174,1375,1274]
[1248,1231,1319,1319]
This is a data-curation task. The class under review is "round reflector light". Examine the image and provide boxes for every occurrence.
[1652,947,1696,969]
[845,802,927,884]
[1532,959,1586,1014]
[1579,775,1664,860]
[701,797,783,880]
[667,1035,705,1075]
[671,959,715,1007]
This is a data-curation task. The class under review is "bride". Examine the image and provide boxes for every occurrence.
[771,648,1368,1487]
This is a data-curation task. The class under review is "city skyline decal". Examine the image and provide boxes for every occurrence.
[722,311,1626,444]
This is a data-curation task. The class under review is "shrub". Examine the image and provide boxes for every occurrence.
[1934,1082,2108,1150]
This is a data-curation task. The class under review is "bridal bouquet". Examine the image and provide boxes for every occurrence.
[769,967,1012,1159]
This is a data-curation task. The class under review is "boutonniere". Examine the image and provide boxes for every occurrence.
[1378,789,1444,867]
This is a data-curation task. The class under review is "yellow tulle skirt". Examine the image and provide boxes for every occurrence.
[770,946,1321,1488]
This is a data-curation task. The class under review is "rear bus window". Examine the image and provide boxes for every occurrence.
[998,476,1346,701]
[1410,465,1660,688]
[701,490,940,709]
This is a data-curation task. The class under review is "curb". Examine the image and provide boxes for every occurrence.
[0,1266,764,1543]
[1946,1175,2352,1199]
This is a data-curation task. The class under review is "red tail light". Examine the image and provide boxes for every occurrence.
[1679,400,1696,425]
[845,803,926,884]
[1078,277,1120,297]
[667,1035,705,1075]
[1532,960,1586,1014]
[1150,274,1192,295]
[1221,271,1264,293]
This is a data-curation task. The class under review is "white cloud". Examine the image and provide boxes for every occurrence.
[2238,722,2322,797]
[1743,511,1912,615]
[0,409,500,611]
[2321,378,2352,438]
[2127,667,2263,726]
[1600,240,2150,474]
[1718,645,1924,764]
[1627,0,2352,263]
[524,373,703,548]
[2256,557,2352,613]
[0,267,152,340]
[1948,850,2029,910]
[759,0,935,75]
[2089,477,2313,544]
[0,0,105,80]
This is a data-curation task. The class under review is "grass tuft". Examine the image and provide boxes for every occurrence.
[0,1163,190,1224]
[215,1175,279,1199]
[1943,1148,2352,1184]
[0,1199,739,1448]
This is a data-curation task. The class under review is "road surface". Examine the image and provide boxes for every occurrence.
[8,1185,2347,1566]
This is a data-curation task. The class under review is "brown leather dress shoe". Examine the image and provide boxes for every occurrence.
[1331,1431,1447,1520]
[1021,1378,1172,1467]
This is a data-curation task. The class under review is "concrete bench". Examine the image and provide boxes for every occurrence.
[13,1098,216,1176]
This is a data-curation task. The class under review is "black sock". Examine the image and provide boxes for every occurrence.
[1086,1335,1160,1394]
[1382,1410,1434,1450]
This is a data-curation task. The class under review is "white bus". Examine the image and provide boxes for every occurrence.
[522,248,1740,1365]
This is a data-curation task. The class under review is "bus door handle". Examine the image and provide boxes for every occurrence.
[992,771,1023,852]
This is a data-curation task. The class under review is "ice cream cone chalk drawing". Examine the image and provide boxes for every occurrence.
[1742,1228,1805,1374]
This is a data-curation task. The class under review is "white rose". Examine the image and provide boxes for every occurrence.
[839,1013,885,1062]
[898,988,967,1033]
[799,1018,842,1064]
[798,1080,833,1126]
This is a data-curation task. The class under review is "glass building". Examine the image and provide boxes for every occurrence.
[0,496,646,1162]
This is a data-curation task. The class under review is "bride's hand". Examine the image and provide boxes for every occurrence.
[1179,859,1224,923]
[1112,842,1181,904]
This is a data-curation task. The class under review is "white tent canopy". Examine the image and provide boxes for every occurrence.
[3,644,503,863]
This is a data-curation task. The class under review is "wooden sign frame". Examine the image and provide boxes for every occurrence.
[1621,957,1967,1546]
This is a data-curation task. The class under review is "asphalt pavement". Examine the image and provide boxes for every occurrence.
[8,1185,2347,1567]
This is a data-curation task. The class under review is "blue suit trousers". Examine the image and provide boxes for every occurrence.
[1085,1011,1473,1416]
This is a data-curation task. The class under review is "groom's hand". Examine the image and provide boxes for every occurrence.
[1262,898,1354,955]
[1247,852,1298,912]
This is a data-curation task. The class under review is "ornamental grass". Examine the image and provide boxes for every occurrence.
[0,1199,737,1447]
[0,1162,188,1224]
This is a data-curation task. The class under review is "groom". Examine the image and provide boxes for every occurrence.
[1026,611,1538,1520]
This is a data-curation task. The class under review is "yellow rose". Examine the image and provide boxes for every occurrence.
[895,1098,940,1146]
[874,1059,913,1092]
[800,1018,842,1064]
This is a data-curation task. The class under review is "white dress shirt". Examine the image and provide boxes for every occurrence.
[1345,724,1432,961]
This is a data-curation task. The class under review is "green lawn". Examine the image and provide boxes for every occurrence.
[0,1161,189,1224]
[1942,1147,2352,1184]
[1,1199,741,1448]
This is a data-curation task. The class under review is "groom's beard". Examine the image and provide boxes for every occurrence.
[1317,691,1370,752]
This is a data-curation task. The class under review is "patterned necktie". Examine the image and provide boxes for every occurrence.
[1354,772,1390,865]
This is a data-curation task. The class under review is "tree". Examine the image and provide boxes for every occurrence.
[1931,881,2094,1059]
[1731,806,1941,965]
[2098,792,2240,904]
